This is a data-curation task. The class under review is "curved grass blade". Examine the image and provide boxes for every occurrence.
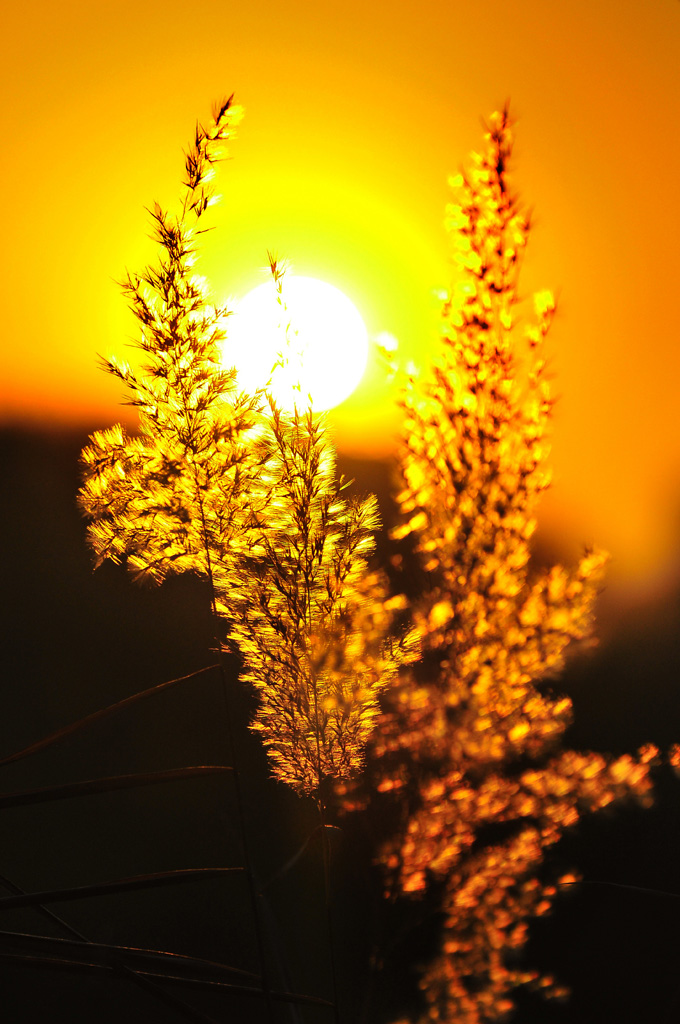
[0,877,231,1024]
[260,823,341,893]
[0,928,259,981]
[0,665,220,769]
[0,868,244,912]
[0,765,234,811]
[0,933,334,1007]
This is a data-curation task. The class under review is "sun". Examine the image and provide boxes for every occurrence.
[222,276,369,412]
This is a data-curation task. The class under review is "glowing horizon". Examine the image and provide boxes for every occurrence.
[3,0,680,600]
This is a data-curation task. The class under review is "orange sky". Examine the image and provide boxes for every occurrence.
[2,0,680,611]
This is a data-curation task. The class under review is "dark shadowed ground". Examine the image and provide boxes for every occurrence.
[2,427,680,1023]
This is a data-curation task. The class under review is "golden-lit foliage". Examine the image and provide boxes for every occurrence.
[348,109,657,1022]
[230,387,411,794]
[79,96,662,1016]
[79,97,260,587]
[79,101,400,797]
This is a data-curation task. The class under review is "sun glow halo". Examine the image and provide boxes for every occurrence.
[223,276,369,412]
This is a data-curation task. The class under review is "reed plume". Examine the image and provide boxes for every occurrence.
[347,108,657,1023]
[79,100,402,799]
[79,97,263,597]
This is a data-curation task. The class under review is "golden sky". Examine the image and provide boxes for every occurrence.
[2,0,680,608]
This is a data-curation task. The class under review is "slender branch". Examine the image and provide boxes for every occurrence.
[0,665,219,768]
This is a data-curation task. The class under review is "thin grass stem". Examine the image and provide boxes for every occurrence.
[0,945,334,1007]
[0,765,234,810]
[194,475,276,1021]
[0,665,219,768]
[0,876,241,1024]
[0,868,244,912]
[318,799,341,1024]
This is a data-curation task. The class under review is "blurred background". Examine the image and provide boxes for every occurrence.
[2,0,680,1021]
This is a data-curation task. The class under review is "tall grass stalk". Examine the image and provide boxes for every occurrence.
[341,107,659,1023]
[79,95,277,1016]
[78,96,412,1021]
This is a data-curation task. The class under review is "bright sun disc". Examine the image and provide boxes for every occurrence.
[222,276,369,412]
